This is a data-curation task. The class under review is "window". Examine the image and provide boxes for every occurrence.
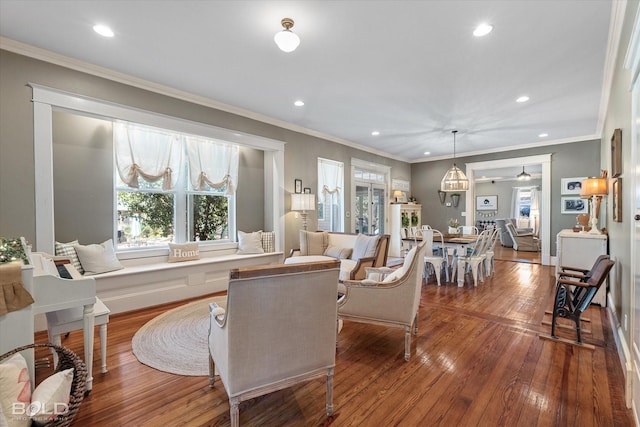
[317,158,344,232]
[517,188,532,218]
[114,122,238,249]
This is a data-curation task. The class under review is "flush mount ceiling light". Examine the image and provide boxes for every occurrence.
[440,130,469,192]
[93,24,114,37]
[538,133,549,138]
[274,18,300,53]
[371,131,380,136]
[473,23,493,37]
[516,95,530,103]
[517,166,531,181]
[294,100,305,106]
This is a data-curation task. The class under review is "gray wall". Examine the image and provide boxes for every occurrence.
[599,0,639,355]
[0,50,409,254]
[411,139,602,255]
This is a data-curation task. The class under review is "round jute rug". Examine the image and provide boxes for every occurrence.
[132,296,226,376]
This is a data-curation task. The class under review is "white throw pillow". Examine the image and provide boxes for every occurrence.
[73,239,123,275]
[237,231,264,254]
[0,353,31,427]
[30,368,74,425]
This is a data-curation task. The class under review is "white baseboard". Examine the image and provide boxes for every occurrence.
[607,293,633,408]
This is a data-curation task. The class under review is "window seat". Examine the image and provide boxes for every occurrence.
[93,248,283,315]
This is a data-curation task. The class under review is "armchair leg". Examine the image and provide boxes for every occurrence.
[404,326,411,362]
[208,354,216,388]
[230,397,240,427]
[326,367,334,416]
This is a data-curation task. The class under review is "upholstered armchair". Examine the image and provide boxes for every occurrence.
[208,260,341,427]
[505,222,540,252]
[495,219,513,247]
[337,241,428,361]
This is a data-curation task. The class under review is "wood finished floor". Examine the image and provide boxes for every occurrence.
[33,255,633,426]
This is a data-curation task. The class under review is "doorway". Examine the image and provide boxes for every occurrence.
[465,154,552,266]
[354,183,386,235]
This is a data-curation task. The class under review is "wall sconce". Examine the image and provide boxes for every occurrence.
[580,172,608,234]
[291,193,316,230]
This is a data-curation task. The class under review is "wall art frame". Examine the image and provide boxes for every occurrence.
[560,177,587,195]
[560,196,588,214]
[294,179,302,194]
[612,177,622,222]
[611,128,622,177]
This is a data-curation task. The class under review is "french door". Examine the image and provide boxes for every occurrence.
[354,183,386,235]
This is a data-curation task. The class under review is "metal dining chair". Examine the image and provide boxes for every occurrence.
[424,229,449,286]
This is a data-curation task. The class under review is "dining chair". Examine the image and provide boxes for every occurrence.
[483,228,501,277]
[451,229,492,287]
[424,229,449,286]
[457,225,479,236]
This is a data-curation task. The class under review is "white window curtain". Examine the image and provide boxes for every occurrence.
[530,187,540,234]
[510,187,520,219]
[318,158,344,232]
[185,136,239,195]
[114,122,182,190]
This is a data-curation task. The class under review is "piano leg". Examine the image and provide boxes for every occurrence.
[83,303,95,393]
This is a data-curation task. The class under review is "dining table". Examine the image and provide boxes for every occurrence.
[402,233,479,287]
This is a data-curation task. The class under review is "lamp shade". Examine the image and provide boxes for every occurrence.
[440,165,470,192]
[291,193,315,211]
[580,178,608,198]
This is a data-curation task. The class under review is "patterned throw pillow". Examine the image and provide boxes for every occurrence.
[261,231,275,253]
[324,246,352,260]
[168,243,200,263]
[55,240,84,275]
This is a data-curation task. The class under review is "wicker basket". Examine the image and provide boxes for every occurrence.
[0,343,87,427]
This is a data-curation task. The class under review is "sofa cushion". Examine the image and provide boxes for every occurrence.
[351,234,379,261]
[324,246,353,260]
[299,230,328,256]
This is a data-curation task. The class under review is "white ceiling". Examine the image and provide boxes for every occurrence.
[0,0,614,163]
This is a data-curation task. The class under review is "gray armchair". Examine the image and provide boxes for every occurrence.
[505,222,540,252]
[495,219,513,247]
[208,260,341,427]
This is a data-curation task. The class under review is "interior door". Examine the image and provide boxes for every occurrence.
[632,74,640,417]
[354,183,385,235]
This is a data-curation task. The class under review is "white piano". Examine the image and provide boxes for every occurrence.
[0,249,97,391]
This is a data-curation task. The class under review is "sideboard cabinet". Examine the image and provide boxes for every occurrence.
[556,229,608,306]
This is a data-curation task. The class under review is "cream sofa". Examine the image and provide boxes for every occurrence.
[285,231,389,281]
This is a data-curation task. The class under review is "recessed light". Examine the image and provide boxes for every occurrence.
[93,24,114,38]
[473,23,493,37]
[538,133,548,138]
[516,96,530,103]
[423,151,430,155]
[294,100,304,107]
[371,131,380,136]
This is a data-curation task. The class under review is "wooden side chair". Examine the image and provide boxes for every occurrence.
[541,257,614,348]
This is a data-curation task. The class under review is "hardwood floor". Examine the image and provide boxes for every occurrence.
[33,258,633,426]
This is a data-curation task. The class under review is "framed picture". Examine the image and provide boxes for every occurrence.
[612,177,622,222]
[294,179,302,194]
[303,187,311,194]
[476,195,498,210]
[611,128,622,177]
[561,196,588,214]
[561,177,587,195]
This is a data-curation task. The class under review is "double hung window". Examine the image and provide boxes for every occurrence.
[114,121,238,249]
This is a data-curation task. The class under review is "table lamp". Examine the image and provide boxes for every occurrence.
[291,193,316,230]
[580,175,608,234]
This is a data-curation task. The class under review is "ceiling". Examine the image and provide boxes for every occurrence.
[0,1,614,163]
